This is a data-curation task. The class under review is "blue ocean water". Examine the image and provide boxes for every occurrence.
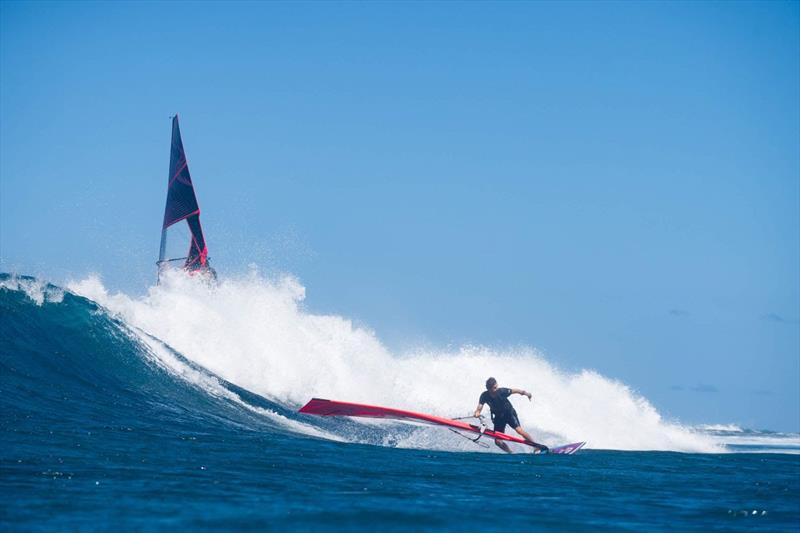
[2,274,799,530]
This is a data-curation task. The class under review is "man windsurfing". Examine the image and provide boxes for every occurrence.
[474,377,548,453]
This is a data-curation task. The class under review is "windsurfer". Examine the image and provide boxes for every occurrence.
[474,377,548,453]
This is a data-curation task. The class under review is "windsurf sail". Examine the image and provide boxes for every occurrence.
[298,398,585,453]
[157,115,215,281]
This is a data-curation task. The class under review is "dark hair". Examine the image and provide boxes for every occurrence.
[485,377,497,390]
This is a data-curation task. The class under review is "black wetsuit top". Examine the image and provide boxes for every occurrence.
[479,388,520,432]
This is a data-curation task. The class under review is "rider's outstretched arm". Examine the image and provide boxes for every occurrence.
[510,388,533,400]
[474,403,484,418]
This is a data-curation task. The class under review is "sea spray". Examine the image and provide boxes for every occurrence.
[68,270,720,452]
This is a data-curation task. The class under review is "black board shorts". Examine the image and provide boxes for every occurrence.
[492,410,520,433]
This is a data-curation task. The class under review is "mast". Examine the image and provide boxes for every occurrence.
[157,228,168,283]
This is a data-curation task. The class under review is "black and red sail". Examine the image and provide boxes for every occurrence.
[158,115,213,278]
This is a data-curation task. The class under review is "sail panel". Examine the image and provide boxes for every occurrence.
[162,116,200,230]
[298,398,529,445]
[185,214,208,269]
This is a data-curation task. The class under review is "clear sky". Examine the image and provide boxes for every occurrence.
[1,1,798,431]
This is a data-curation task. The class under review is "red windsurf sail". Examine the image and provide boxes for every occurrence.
[299,398,586,453]
[299,398,534,446]
[157,115,215,280]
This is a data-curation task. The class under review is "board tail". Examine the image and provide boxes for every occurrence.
[548,442,586,455]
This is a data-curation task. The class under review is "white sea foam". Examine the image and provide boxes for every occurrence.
[1,274,64,305]
[695,423,744,432]
[68,270,724,453]
[692,424,800,454]
[136,328,344,441]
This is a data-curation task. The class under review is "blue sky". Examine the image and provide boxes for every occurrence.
[1,1,798,431]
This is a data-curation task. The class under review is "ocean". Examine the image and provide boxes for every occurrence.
[2,273,798,530]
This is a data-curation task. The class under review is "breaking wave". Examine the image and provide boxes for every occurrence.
[54,270,725,452]
[8,271,796,453]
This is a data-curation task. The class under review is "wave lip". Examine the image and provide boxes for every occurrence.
[0,274,64,305]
